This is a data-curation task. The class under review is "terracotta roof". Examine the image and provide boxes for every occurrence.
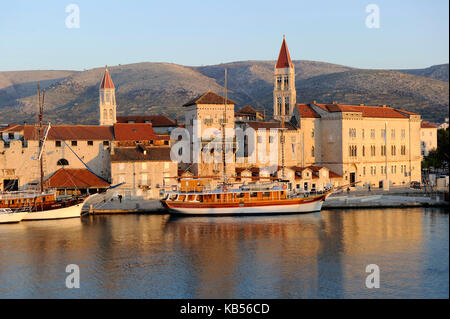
[45,168,109,189]
[314,103,413,119]
[24,125,114,140]
[113,123,157,141]
[0,124,24,133]
[100,68,115,89]
[235,105,261,116]
[111,146,172,162]
[297,104,321,118]
[246,121,297,131]
[276,36,294,69]
[116,115,177,127]
[421,121,438,128]
[183,91,236,107]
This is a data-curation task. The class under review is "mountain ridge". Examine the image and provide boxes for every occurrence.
[0,61,448,125]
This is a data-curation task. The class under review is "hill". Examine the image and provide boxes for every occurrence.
[0,61,448,125]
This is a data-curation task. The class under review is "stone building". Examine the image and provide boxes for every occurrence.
[420,121,438,156]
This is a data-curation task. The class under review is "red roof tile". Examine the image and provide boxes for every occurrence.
[24,125,114,140]
[116,115,177,127]
[421,121,438,128]
[297,104,321,118]
[183,91,236,107]
[315,103,412,119]
[45,168,109,188]
[276,36,294,69]
[100,68,115,89]
[113,123,157,141]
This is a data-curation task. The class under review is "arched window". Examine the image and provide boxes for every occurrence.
[103,109,108,120]
[57,158,69,166]
[109,109,113,120]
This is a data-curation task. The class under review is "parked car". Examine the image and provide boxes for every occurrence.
[410,181,421,189]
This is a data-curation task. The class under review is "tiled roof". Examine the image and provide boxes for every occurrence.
[246,121,297,131]
[116,115,177,127]
[314,103,415,119]
[0,124,24,133]
[276,37,294,69]
[183,91,236,107]
[113,123,157,141]
[24,125,114,140]
[45,168,109,188]
[235,105,261,116]
[421,121,438,128]
[100,68,115,89]
[111,146,172,162]
[297,104,321,118]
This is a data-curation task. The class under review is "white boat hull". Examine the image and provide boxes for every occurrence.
[168,200,324,215]
[22,202,84,221]
[0,212,28,223]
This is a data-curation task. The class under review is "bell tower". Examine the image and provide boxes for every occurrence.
[99,66,117,126]
[273,35,296,121]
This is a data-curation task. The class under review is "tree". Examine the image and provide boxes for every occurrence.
[422,128,449,170]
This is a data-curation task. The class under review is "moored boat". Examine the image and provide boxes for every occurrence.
[0,208,28,224]
[161,181,333,216]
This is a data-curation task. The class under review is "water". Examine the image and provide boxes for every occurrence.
[0,208,448,299]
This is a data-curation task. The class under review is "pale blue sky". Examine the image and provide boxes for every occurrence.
[0,0,448,71]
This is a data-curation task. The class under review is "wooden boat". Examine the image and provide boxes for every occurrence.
[161,70,334,216]
[161,182,332,216]
[0,85,90,221]
[0,208,28,224]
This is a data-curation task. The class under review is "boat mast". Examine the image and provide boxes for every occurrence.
[37,84,44,193]
[281,113,286,180]
[222,69,228,185]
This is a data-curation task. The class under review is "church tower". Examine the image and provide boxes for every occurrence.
[99,66,117,126]
[273,35,296,121]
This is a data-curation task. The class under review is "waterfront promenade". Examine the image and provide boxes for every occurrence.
[83,187,449,214]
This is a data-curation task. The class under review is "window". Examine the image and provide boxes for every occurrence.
[284,76,289,88]
[55,141,62,147]
[381,145,386,156]
[362,129,365,139]
[103,141,109,146]
[311,129,314,138]
[349,145,357,157]
[363,167,366,175]
[401,129,406,139]
[71,141,77,146]
[370,129,375,139]
[257,136,262,143]
[277,76,282,89]
[391,145,396,156]
[401,145,406,155]
[391,129,396,139]
[362,146,366,157]
[269,136,274,143]
[349,128,356,138]
[87,141,93,146]
[57,158,69,166]
[311,146,315,157]
[285,96,290,112]
[371,145,376,156]
[381,129,386,139]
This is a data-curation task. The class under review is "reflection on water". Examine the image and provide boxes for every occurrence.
[0,208,448,298]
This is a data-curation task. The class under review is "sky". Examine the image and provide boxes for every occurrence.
[0,0,448,71]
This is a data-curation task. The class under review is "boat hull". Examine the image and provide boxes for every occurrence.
[0,212,28,223]
[164,194,326,216]
[22,202,84,221]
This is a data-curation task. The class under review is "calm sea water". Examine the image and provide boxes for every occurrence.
[0,208,448,299]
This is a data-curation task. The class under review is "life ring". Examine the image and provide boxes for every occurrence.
[282,184,287,190]
[223,187,228,193]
